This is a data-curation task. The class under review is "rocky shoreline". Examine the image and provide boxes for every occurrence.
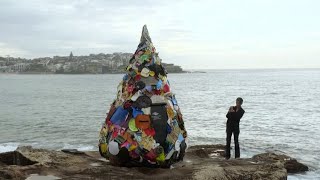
[0,145,308,180]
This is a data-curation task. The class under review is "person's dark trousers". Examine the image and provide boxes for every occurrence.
[225,125,240,159]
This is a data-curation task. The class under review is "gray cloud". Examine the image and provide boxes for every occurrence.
[1,0,319,68]
[0,0,173,58]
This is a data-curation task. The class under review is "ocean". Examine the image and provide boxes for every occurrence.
[0,69,319,179]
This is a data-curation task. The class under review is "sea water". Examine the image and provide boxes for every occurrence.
[0,69,319,179]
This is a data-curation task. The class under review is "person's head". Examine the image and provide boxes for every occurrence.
[236,97,243,107]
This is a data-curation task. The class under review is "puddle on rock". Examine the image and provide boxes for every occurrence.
[90,162,102,167]
[98,158,109,162]
[26,174,61,180]
[209,153,221,157]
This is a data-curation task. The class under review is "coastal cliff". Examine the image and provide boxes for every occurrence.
[0,145,308,179]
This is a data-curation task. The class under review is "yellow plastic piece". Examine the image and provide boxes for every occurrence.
[129,144,137,151]
[100,143,108,154]
[156,152,165,162]
[167,107,175,119]
[149,71,155,76]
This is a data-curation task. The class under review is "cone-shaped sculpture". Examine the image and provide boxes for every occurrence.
[99,25,188,167]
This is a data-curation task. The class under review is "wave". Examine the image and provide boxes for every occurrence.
[0,142,19,153]
[0,142,97,153]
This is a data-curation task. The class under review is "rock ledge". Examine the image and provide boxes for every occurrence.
[0,145,308,180]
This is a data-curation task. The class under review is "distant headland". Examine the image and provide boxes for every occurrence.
[0,52,184,74]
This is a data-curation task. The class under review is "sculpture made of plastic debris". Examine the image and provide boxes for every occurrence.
[99,25,187,167]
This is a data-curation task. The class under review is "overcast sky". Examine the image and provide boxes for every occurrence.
[0,0,319,69]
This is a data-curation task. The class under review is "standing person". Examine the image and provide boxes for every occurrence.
[225,97,245,159]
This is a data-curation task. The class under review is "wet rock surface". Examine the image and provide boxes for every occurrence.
[252,152,309,174]
[0,145,308,180]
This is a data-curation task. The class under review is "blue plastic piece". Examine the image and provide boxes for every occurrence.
[156,80,162,90]
[132,107,143,118]
[110,106,129,125]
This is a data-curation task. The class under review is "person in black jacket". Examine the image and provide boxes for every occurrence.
[225,97,245,159]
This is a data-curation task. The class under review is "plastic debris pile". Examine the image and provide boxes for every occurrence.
[99,25,187,167]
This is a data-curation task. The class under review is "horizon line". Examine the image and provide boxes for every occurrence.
[185,67,320,70]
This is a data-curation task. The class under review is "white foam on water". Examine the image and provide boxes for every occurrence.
[77,146,96,151]
[0,142,97,153]
[0,143,19,153]
[289,171,320,180]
